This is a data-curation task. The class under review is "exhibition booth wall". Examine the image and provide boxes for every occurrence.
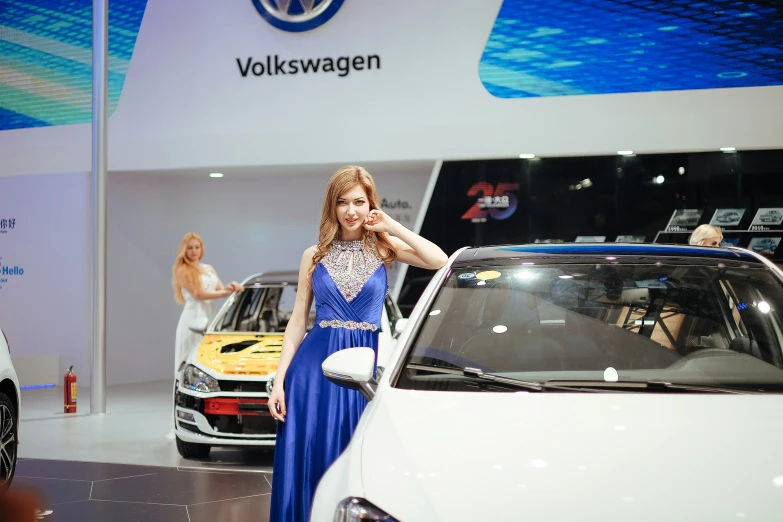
[2,0,783,177]
[0,172,92,386]
[0,161,434,386]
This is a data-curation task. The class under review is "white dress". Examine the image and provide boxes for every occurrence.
[174,265,218,376]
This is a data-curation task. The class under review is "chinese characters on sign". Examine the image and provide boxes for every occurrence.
[481,195,509,209]
[0,218,16,233]
[388,213,412,225]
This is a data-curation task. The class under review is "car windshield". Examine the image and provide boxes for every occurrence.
[395,258,783,392]
[213,284,314,333]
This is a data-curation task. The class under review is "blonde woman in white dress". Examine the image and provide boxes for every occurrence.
[169,232,243,438]
[172,232,243,372]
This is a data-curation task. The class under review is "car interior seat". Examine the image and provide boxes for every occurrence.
[256,311,271,333]
[258,290,281,332]
[729,336,762,360]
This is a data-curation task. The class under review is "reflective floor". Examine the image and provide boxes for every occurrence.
[11,458,272,522]
[15,381,275,521]
[18,380,274,472]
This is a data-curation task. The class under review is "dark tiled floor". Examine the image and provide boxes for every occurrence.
[10,458,273,522]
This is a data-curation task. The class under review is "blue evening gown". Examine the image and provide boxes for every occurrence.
[270,239,387,522]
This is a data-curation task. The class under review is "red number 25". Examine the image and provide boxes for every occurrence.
[461,182,520,221]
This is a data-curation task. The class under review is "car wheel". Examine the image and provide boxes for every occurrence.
[0,393,17,490]
[175,436,211,459]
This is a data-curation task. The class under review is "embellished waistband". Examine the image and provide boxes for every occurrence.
[318,319,378,332]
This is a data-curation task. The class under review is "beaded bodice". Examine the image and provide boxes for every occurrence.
[320,239,384,302]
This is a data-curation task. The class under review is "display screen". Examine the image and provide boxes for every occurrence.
[480,0,783,98]
[0,0,148,130]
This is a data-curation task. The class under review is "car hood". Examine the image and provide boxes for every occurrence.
[359,388,783,521]
[194,333,282,376]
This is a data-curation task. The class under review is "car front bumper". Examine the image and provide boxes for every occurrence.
[174,385,278,446]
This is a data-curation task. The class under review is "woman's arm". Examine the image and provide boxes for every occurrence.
[268,246,316,421]
[177,267,233,301]
[365,210,448,270]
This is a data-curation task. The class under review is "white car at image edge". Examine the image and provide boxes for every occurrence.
[0,327,21,490]
[312,243,783,521]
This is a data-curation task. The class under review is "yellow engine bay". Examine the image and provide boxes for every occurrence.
[195,333,283,376]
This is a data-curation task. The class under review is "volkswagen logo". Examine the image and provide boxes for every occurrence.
[252,0,345,33]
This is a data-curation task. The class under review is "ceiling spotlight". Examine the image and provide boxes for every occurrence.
[580,178,593,188]
[720,147,736,153]
[678,166,685,175]
[519,153,536,159]
[653,175,665,184]
[618,150,634,156]
[209,172,224,178]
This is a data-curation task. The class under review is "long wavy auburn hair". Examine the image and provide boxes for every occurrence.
[308,166,397,279]
[172,232,205,305]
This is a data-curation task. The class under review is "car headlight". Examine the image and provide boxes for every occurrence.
[182,365,220,393]
[266,376,275,395]
[334,498,397,522]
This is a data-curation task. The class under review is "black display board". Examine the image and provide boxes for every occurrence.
[397,149,783,315]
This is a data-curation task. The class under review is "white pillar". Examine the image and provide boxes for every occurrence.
[91,0,108,414]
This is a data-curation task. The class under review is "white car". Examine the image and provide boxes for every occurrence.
[174,270,406,459]
[313,243,783,521]
[0,327,20,490]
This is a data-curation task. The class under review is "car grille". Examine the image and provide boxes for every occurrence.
[217,380,268,393]
[207,413,277,435]
[175,389,277,436]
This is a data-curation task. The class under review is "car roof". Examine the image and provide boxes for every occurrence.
[242,270,299,286]
[455,243,763,265]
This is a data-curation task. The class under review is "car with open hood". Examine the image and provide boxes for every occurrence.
[174,270,406,459]
[313,243,783,521]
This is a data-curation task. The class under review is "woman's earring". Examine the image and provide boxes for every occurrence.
[366,232,377,244]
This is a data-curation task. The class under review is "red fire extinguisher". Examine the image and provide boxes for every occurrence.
[64,366,77,414]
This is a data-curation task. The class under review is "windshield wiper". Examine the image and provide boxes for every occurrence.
[406,363,594,392]
[407,364,765,394]
[544,379,763,394]
[463,366,548,392]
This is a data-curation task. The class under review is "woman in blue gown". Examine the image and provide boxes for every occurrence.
[268,166,448,522]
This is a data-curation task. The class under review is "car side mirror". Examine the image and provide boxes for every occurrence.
[393,318,408,337]
[188,326,206,336]
[322,347,376,401]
